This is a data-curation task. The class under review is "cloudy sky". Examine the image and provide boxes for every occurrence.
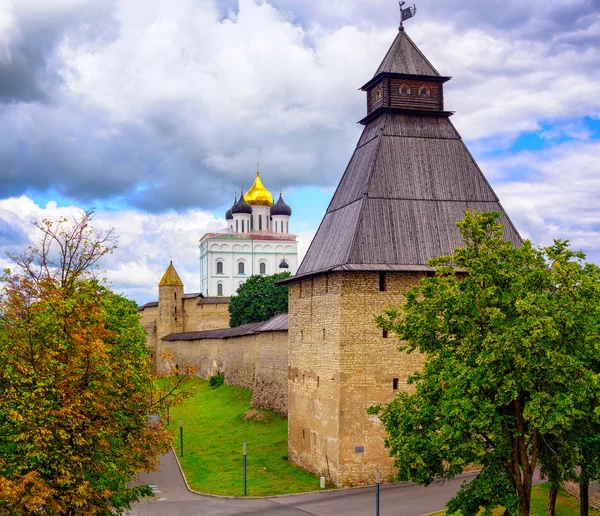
[1,0,599,303]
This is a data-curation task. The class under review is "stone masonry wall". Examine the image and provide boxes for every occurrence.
[288,273,343,483]
[563,482,600,510]
[337,272,424,487]
[184,299,230,332]
[161,331,289,415]
[287,271,425,487]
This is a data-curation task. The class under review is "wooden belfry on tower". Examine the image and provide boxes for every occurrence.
[285,6,520,487]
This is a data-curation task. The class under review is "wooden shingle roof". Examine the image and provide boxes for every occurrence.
[373,30,440,77]
[295,112,521,280]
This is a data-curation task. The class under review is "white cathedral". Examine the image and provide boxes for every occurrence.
[199,168,298,297]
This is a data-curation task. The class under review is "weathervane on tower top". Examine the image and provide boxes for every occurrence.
[399,1,417,31]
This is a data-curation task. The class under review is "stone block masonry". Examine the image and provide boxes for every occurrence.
[161,321,289,416]
[287,271,425,487]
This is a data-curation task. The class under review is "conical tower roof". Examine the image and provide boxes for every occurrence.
[294,31,521,280]
[374,29,440,77]
[158,261,184,287]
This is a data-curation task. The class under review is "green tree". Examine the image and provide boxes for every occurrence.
[370,210,600,516]
[0,210,185,515]
[228,271,291,327]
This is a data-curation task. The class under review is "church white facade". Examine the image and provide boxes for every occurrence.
[199,169,298,297]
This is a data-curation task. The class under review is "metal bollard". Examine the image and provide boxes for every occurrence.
[375,468,380,516]
[180,419,184,457]
[243,443,247,496]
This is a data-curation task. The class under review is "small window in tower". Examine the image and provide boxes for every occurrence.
[216,261,223,274]
[375,87,382,100]
[379,272,387,292]
[259,215,263,231]
[286,221,289,233]
[174,307,177,314]
[393,378,399,390]
[260,262,266,275]
[418,85,431,97]
[242,219,245,233]
[251,217,254,230]
[399,84,411,95]
[174,292,177,300]
[217,283,223,296]
[236,220,239,232]
[238,262,245,275]
[382,329,388,339]
[275,221,278,233]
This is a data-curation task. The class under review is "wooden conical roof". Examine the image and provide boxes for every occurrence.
[294,32,521,280]
[373,29,440,77]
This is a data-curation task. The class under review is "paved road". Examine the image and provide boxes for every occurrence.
[128,451,545,516]
[127,451,489,516]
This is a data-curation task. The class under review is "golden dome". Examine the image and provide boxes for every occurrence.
[244,167,273,207]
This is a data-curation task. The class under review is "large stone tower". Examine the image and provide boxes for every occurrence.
[286,28,521,487]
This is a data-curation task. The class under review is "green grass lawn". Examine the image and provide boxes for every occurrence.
[428,482,600,515]
[165,378,321,496]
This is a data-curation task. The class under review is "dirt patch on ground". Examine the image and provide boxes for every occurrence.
[242,409,269,422]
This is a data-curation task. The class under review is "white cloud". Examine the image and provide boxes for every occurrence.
[0,195,314,303]
[487,140,600,263]
[0,196,224,303]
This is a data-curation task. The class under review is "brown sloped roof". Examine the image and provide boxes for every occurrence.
[158,262,184,287]
[162,313,288,342]
[374,30,440,77]
[197,297,231,305]
[294,111,521,280]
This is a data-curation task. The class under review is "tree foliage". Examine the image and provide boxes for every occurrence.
[228,271,291,327]
[0,210,186,515]
[371,210,600,516]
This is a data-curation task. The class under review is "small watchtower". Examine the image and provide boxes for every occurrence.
[156,262,185,369]
[285,9,521,487]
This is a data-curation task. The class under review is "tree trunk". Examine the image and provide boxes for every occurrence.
[547,484,558,516]
[580,468,589,516]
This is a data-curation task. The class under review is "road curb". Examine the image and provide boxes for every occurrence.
[168,448,479,501]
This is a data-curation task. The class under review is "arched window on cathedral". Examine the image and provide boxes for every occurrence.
[216,261,223,274]
[275,221,278,233]
[236,220,239,232]
[242,220,245,233]
[260,262,266,275]
[217,283,223,296]
[259,215,263,231]
[238,262,245,275]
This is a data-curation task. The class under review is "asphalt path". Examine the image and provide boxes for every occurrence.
[127,451,542,516]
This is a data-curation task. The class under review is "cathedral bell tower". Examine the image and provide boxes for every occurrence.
[285,20,520,487]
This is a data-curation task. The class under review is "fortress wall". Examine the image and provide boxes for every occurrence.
[184,300,230,331]
[139,305,158,347]
[563,482,600,510]
[252,331,289,415]
[161,330,289,415]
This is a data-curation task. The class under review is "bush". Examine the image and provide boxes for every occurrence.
[209,372,224,388]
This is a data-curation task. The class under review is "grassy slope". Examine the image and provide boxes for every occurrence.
[167,378,320,496]
[429,482,600,516]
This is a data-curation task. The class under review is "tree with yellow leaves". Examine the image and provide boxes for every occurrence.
[0,210,185,515]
